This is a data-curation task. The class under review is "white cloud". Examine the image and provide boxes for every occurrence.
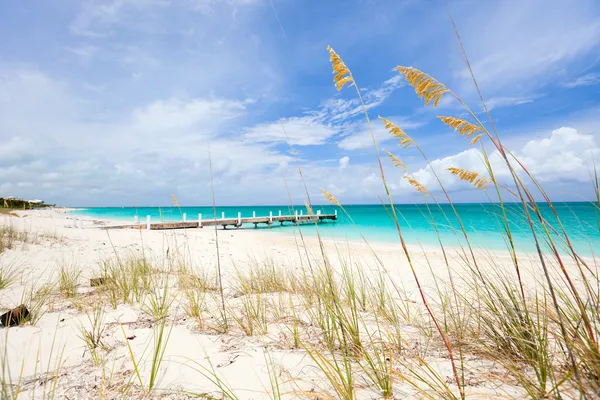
[131,97,248,133]
[562,72,600,88]
[339,156,350,169]
[406,127,600,194]
[243,116,338,146]
[0,66,293,205]
[519,127,599,182]
[241,73,410,148]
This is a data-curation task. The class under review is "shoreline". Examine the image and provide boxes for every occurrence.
[65,207,597,262]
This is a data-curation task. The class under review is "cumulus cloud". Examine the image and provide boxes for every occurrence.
[406,127,600,194]
[339,156,350,169]
[0,66,291,205]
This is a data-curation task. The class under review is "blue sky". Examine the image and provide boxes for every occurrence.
[1,0,600,206]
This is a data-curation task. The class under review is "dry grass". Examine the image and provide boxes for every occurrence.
[0,225,29,254]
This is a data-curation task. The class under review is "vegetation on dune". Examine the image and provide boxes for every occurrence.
[1,197,54,210]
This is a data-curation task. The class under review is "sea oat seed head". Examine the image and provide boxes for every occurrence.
[321,189,341,207]
[395,66,449,108]
[304,200,314,215]
[327,46,354,91]
[438,116,482,142]
[379,116,415,149]
[404,176,429,196]
[471,133,484,145]
[447,167,490,190]
[171,194,180,207]
[384,150,407,170]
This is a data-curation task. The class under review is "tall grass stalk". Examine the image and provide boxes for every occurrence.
[120,317,172,394]
[208,144,228,332]
[0,260,18,290]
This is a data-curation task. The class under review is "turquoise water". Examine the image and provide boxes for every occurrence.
[71,203,600,255]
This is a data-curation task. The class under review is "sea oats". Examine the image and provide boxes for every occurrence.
[471,133,484,145]
[405,176,428,196]
[438,116,482,140]
[447,167,490,190]
[304,200,314,216]
[321,189,341,207]
[379,116,414,149]
[384,150,406,170]
[327,46,354,91]
[395,66,449,107]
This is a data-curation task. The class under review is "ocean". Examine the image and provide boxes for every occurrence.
[71,202,600,255]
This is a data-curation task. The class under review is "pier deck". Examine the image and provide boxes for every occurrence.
[106,213,337,230]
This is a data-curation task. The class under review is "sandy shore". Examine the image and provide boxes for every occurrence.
[0,209,583,398]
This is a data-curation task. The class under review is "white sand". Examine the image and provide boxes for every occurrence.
[0,209,579,398]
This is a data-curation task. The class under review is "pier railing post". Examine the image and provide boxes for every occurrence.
[300,210,303,216]
[183,213,187,222]
[317,210,321,216]
[253,211,256,218]
[221,212,225,219]
[295,210,298,221]
[146,215,151,230]
[198,213,202,227]
[269,211,272,223]
[238,212,241,225]
[278,210,281,217]
[334,209,337,217]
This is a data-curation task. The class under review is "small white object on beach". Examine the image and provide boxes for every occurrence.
[183,213,187,222]
[198,213,202,227]
[146,215,151,230]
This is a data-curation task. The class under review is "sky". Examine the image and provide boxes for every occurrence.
[1,0,600,207]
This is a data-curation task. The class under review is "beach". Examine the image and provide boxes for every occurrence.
[0,208,589,398]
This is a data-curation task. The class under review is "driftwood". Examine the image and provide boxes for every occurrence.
[0,304,30,327]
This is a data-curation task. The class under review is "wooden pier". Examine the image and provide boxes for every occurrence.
[106,210,338,230]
